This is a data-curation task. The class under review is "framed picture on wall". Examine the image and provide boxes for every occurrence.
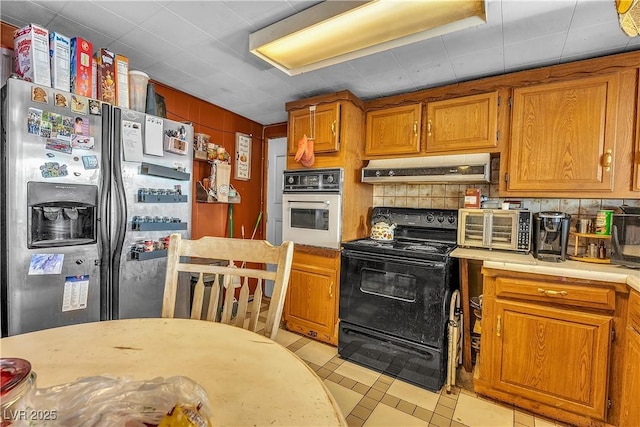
[235,132,251,180]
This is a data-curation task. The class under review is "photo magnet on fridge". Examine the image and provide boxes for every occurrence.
[45,135,72,154]
[88,99,101,115]
[27,108,42,135]
[73,135,94,150]
[82,155,98,169]
[71,94,88,114]
[54,93,69,108]
[31,86,48,103]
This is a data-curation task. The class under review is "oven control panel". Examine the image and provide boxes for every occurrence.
[372,207,458,230]
[283,168,343,193]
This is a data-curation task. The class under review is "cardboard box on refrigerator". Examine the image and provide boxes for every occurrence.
[13,23,51,86]
[49,31,70,91]
[95,48,116,104]
[115,54,129,108]
[70,37,93,97]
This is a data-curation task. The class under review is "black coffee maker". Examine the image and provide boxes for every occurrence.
[533,212,571,261]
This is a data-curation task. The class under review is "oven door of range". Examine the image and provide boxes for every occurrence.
[282,193,342,249]
[339,249,450,348]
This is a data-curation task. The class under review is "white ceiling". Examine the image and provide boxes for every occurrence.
[2,0,639,125]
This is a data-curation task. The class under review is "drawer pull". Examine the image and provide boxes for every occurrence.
[496,315,501,337]
[537,288,568,297]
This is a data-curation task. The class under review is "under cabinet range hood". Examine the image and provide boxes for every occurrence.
[361,153,491,184]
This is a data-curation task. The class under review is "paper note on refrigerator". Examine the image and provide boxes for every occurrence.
[62,275,89,311]
[144,115,164,156]
[28,254,64,275]
[122,120,143,162]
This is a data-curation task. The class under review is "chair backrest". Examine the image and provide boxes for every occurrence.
[162,233,294,340]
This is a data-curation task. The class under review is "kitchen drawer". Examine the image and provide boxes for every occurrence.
[629,289,640,330]
[494,277,615,311]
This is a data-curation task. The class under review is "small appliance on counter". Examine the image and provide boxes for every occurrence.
[610,205,640,268]
[533,212,571,261]
[457,208,532,253]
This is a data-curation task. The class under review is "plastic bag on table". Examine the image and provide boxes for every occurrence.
[12,375,212,426]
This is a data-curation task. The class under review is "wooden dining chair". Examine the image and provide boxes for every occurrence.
[162,233,294,340]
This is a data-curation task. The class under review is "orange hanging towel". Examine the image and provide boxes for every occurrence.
[294,134,315,167]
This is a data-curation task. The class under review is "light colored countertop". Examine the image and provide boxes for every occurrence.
[0,318,347,426]
[451,247,640,293]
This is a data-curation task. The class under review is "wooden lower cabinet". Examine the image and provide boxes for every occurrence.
[476,268,618,426]
[620,289,640,427]
[283,246,340,346]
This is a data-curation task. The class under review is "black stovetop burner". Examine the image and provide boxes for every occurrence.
[342,207,459,261]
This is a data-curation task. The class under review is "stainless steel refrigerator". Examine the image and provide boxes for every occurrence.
[0,77,193,336]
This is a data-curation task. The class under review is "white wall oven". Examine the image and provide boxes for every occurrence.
[282,168,343,249]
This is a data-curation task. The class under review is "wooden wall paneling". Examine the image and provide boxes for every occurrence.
[153,84,267,240]
[1,21,16,48]
[636,69,640,191]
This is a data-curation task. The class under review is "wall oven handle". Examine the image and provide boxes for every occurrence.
[287,200,331,205]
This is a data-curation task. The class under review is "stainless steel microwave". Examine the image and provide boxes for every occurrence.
[457,208,532,253]
[611,206,640,268]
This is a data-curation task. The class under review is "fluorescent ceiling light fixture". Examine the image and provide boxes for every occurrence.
[250,0,487,76]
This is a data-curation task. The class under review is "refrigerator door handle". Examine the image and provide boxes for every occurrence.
[111,107,127,319]
[99,103,112,320]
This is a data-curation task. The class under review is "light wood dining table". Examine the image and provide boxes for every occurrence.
[0,318,347,426]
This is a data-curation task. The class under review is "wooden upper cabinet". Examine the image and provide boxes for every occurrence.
[507,74,619,192]
[425,91,498,153]
[365,103,422,156]
[288,103,341,155]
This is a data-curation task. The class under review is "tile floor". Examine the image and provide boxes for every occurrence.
[256,301,569,427]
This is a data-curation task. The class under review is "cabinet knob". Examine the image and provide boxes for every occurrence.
[602,149,613,171]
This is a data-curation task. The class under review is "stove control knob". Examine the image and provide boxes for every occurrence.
[375,170,381,177]
[287,176,295,184]
[447,215,456,224]
[326,175,334,183]
[388,170,395,177]
[437,214,445,223]
[425,213,435,223]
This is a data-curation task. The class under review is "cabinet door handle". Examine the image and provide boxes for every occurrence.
[537,288,568,297]
[602,149,613,171]
[427,120,432,136]
[329,281,333,298]
[496,315,501,337]
[331,120,336,137]
[413,121,418,137]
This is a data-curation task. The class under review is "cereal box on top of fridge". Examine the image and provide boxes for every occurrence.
[115,54,129,108]
[70,37,93,97]
[49,31,71,92]
[14,23,51,86]
[95,48,116,104]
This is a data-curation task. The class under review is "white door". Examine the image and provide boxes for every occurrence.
[265,137,287,297]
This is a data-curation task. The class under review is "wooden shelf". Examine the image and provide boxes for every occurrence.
[570,232,611,239]
[568,255,611,264]
[570,232,611,263]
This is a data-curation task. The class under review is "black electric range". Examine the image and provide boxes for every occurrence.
[339,206,459,392]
